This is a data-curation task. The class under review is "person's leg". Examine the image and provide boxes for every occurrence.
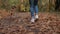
[30,6,35,18]
[34,5,39,19]
[34,5,38,15]
[29,0,34,18]
[29,0,35,22]
[34,0,39,19]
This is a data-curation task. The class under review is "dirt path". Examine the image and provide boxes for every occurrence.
[0,11,60,34]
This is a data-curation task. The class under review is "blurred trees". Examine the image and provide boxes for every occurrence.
[0,0,55,12]
[0,0,20,10]
[49,0,55,11]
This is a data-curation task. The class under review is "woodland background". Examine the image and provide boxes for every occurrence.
[0,0,55,12]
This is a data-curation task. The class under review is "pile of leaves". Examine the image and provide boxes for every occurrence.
[0,11,60,34]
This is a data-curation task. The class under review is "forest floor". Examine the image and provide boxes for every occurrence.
[0,10,60,34]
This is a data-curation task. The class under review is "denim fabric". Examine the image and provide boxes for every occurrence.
[29,0,38,18]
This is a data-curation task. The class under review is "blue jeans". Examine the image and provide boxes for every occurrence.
[29,0,38,18]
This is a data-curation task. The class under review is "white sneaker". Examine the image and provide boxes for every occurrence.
[35,15,38,19]
[30,18,35,23]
